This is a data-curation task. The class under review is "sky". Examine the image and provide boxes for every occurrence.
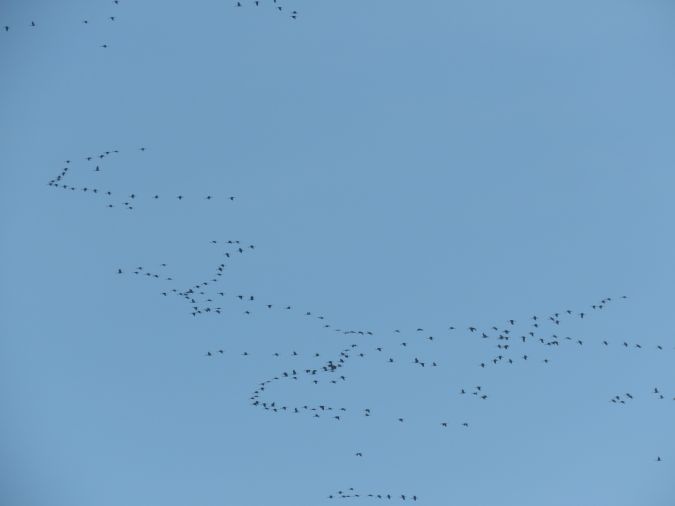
[1,0,675,505]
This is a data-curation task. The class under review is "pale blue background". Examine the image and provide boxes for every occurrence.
[1,0,675,505]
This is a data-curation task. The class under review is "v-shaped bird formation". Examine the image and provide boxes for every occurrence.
[46,150,237,210]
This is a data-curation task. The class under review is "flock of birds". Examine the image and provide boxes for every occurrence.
[328,488,418,501]
[1,0,122,48]
[44,147,672,498]
[118,232,672,498]
[2,0,298,42]
[235,0,299,19]
[26,4,668,499]
[46,150,236,210]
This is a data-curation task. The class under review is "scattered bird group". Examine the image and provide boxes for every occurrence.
[235,0,299,20]
[2,1,121,48]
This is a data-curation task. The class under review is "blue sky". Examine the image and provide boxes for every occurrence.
[1,0,675,505]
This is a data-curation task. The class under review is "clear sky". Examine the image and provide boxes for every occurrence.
[2,0,675,505]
